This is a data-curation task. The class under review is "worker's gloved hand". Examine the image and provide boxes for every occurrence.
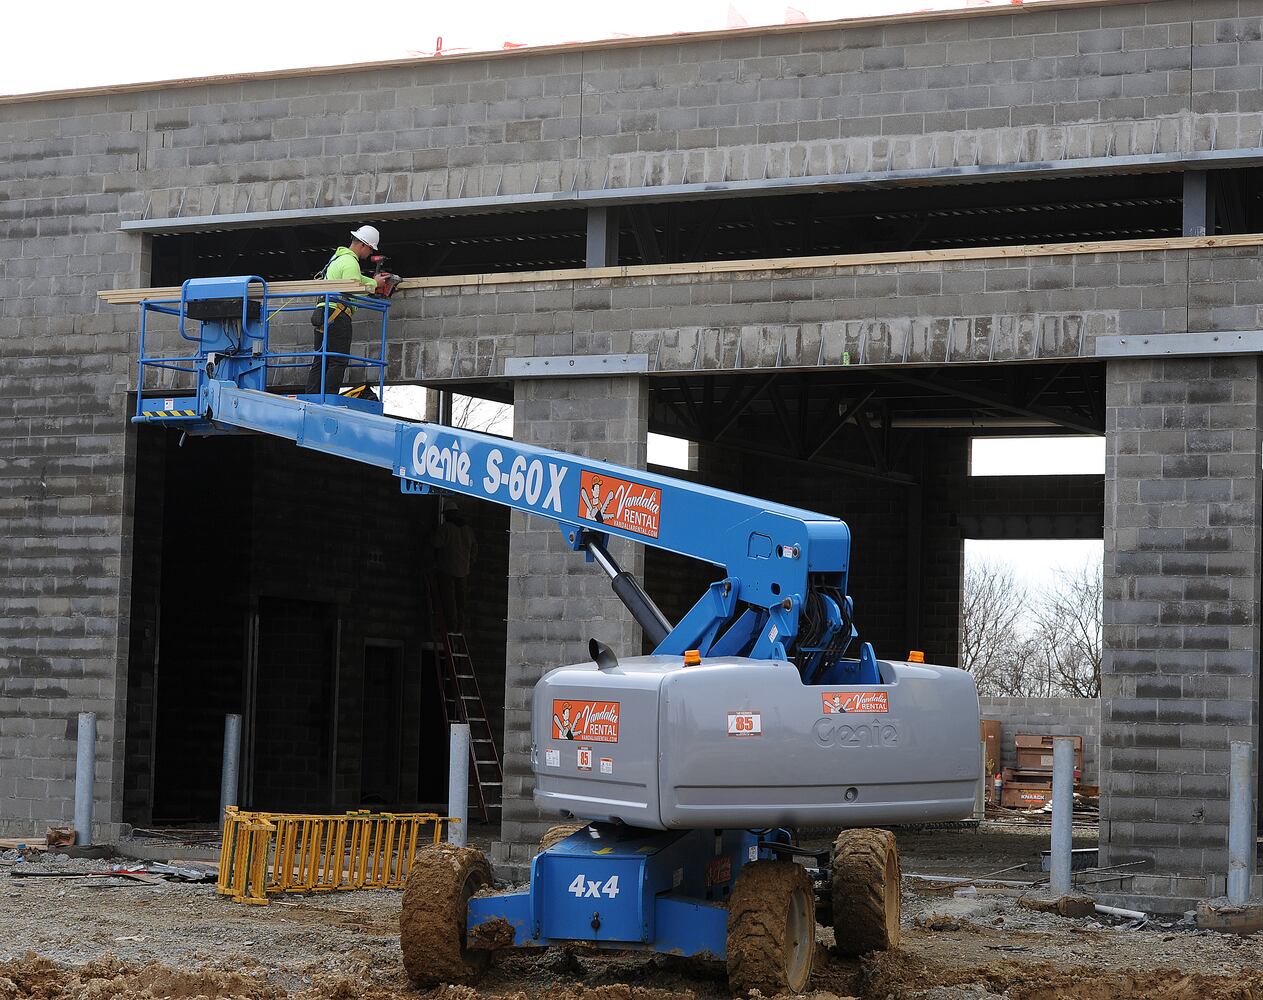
[372,272,402,298]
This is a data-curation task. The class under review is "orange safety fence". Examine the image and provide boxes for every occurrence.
[216,808,455,905]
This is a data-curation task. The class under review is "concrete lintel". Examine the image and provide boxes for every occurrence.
[1095,331,1263,358]
[503,354,649,378]
[120,149,1263,235]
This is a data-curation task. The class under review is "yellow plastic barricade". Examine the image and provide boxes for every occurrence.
[217,808,453,904]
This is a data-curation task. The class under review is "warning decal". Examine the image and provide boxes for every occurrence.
[821,691,890,714]
[552,700,621,743]
[705,857,732,886]
[577,470,662,539]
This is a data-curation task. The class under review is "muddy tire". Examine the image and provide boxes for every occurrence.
[726,860,816,995]
[831,828,900,957]
[400,844,493,987]
[537,823,585,854]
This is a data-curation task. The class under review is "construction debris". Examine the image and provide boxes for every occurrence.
[1018,894,1096,918]
[44,827,75,849]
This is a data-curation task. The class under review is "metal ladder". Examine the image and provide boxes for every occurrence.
[429,591,502,823]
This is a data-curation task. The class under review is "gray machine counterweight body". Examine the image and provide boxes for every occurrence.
[534,654,980,830]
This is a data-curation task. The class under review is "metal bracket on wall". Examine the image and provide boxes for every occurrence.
[1095,331,1263,358]
[504,354,650,378]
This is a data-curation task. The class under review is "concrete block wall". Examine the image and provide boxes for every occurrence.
[1102,355,1262,875]
[392,249,1258,384]
[496,376,648,873]
[12,0,1255,230]
[0,95,145,836]
[980,696,1102,784]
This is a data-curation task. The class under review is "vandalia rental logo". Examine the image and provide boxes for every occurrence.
[552,700,621,743]
[577,471,662,539]
[821,691,890,714]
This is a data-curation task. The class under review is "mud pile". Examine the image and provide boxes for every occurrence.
[0,953,283,1000]
[861,951,1263,1000]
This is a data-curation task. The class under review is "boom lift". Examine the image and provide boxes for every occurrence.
[130,277,981,995]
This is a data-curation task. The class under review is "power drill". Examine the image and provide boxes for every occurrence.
[367,253,402,298]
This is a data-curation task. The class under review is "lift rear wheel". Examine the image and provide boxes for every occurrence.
[831,828,901,957]
[400,844,494,987]
[538,823,585,854]
[726,860,816,995]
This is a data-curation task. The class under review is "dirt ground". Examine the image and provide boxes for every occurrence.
[2,822,1262,999]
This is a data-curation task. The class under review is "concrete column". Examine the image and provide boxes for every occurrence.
[1101,357,1262,884]
[448,723,470,847]
[919,433,967,666]
[585,207,620,268]
[73,713,97,847]
[1183,172,1215,237]
[493,375,648,875]
[1049,737,1077,894]
[1228,741,1256,905]
[219,714,242,821]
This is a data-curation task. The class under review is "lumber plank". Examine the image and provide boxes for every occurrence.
[97,279,365,306]
[99,233,1263,305]
[392,233,1263,290]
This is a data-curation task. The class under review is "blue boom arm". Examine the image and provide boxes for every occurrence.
[131,276,878,682]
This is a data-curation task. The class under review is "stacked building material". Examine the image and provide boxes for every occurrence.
[1000,735,1083,809]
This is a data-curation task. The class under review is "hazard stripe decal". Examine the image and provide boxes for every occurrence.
[142,410,198,418]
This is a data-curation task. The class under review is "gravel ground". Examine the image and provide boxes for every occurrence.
[0,824,1260,999]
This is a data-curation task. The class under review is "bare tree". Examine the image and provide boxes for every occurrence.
[382,386,513,435]
[452,394,512,435]
[960,560,1032,696]
[961,555,1103,698]
[1030,560,1103,698]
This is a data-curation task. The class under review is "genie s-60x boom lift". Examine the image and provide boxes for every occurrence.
[131,277,981,996]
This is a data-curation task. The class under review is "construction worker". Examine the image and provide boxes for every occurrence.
[433,504,478,632]
[304,225,381,394]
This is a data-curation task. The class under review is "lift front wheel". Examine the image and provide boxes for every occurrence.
[400,844,494,986]
[726,860,816,995]
[831,828,901,957]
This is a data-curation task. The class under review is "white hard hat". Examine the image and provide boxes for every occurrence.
[350,225,380,250]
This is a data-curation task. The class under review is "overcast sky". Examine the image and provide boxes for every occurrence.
[6,0,1052,96]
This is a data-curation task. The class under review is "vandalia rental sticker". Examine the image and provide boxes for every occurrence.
[552,700,621,743]
[577,471,662,539]
[821,691,890,714]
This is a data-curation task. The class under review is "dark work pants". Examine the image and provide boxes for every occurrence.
[304,311,352,393]
[437,573,468,632]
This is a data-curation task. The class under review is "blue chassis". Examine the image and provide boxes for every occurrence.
[470,825,769,957]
